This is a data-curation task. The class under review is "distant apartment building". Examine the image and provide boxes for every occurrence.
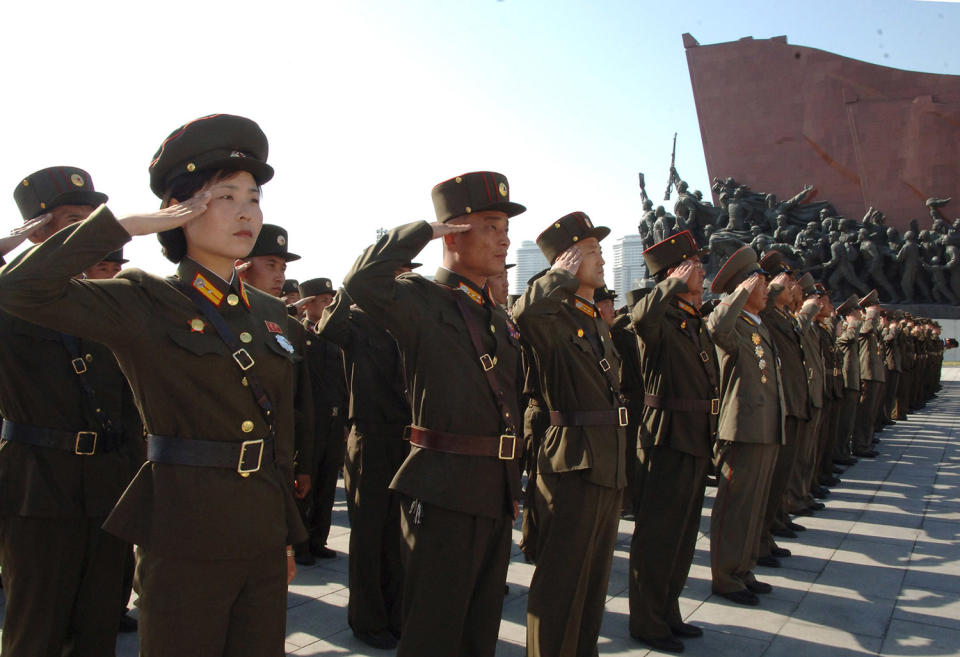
[612,234,647,307]
[510,240,550,296]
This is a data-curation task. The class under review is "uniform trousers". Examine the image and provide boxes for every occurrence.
[710,441,779,593]
[520,403,548,563]
[760,416,801,556]
[298,409,346,551]
[896,370,912,419]
[792,408,823,503]
[834,389,860,459]
[883,371,900,422]
[629,446,708,639]
[0,515,127,657]
[135,545,287,657]
[621,400,643,513]
[343,425,405,636]
[397,499,512,657]
[854,380,883,453]
[816,398,841,480]
[527,471,621,657]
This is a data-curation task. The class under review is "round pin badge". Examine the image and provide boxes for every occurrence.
[70,173,85,187]
[498,182,508,197]
[277,235,286,247]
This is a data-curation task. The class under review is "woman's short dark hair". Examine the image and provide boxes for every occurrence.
[156,169,233,263]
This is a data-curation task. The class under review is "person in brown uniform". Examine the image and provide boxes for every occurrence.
[316,275,416,649]
[342,171,524,657]
[854,290,884,457]
[627,230,717,653]
[610,289,645,519]
[792,275,828,506]
[0,167,143,656]
[514,211,627,657]
[707,246,785,606]
[880,311,903,425]
[0,115,308,656]
[833,295,863,463]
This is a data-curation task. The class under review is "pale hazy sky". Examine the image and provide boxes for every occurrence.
[1,0,957,286]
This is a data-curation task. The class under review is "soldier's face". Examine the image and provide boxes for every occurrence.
[84,260,123,280]
[577,238,605,289]
[597,299,615,326]
[488,269,509,306]
[745,273,768,310]
[304,293,334,320]
[240,255,287,297]
[283,291,301,306]
[182,171,263,262]
[446,211,510,279]
[28,204,94,243]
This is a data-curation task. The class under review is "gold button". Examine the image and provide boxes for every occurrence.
[555,223,561,229]
[465,206,472,213]
[85,353,93,362]
[241,421,254,433]
[490,325,496,333]
[572,236,579,242]
[227,294,240,306]
[239,332,253,343]
[455,176,462,183]
[671,239,676,244]
[241,377,249,387]
[40,202,46,209]
[186,163,196,172]
[22,179,29,186]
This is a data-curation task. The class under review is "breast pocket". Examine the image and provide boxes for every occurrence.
[167,328,226,357]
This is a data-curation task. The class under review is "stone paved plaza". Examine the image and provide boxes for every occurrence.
[4,370,960,656]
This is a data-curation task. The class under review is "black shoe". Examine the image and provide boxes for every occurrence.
[620,510,636,521]
[312,546,337,559]
[118,611,138,633]
[833,465,846,474]
[670,622,703,638]
[786,521,806,532]
[834,457,857,466]
[705,476,718,488]
[757,555,781,568]
[792,508,813,516]
[504,584,510,595]
[714,588,759,606]
[746,580,773,594]
[294,551,316,566]
[882,419,895,426]
[819,475,841,487]
[633,634,684,652]
[354,629,399,650]
[771,546,792,558]
[812,486,830,499]
[808,501,826,511]
[853,450,878,458]
[772,527,797,539]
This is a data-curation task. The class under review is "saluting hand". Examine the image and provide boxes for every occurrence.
[667,260,699,285]
[735,272,765,296]
[119,192,211,237]
[430,222,471,239]
[0,213,54,256]
[552,245,582,275]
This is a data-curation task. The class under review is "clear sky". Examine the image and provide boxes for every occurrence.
[1,0,957,287]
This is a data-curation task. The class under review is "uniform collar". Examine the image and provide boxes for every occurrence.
[434,267,491,306]
[177,257,251,309]
[571,294,597,318]
[675,297,699,317]
[742,309,762,326]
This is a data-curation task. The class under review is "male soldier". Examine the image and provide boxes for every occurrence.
[792,275,828,508]
[296,277,346,562]
[0,167,143,656]
[488,263,514,307]
[833,295,863,464]
[611,287,645,518]
[756,251,807,566]
[318,269,417,649]
[514,211,626,657]
[282,279,301,305]
[708,246,784,606]
[342,171,524,657]
[83,248,127,280]
[628,231,717,653]
[854,290,884,457]
[880,311,903,425]
[811,289,844,490]
[594,284,617,326]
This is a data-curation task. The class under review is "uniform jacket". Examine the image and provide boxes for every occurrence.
[512,268,626,488]
[798,305,825,410]
[707,288,785,445]
[760,306,810,420]
[630,277,719,458]
[837,320,861,391]
[817,320,843,401]
[859,319,887,382]
[342,221,522,519]
[0,207,307,558]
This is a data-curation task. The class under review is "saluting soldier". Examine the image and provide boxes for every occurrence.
[317,270,418,650]
[627,230,717,653]
[707,246,785,606]
[514,211,626,657]
[0,168,143,656]
[792,274,828,508]
[610,288,646,518]
[833,295,863,464]
[342,171,524,657]
[810,287,843,489]
[854,290,884,458]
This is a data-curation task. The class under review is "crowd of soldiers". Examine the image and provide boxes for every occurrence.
[0,112,950,657]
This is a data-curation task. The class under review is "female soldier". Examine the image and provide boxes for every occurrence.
[0,113,307,657]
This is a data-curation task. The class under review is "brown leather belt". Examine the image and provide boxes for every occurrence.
[548,408,629,427]
[406,426,517,460]
[644,393,720,415]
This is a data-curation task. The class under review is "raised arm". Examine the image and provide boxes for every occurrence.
[316,288,355,348]
[706,285,751,351]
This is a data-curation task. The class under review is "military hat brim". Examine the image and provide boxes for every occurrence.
[859,289,879,308]
[442,201,526,223]
[835,294,860,316]
[710,245,761,295]
[642,230,709,276]
[43,190,108,214]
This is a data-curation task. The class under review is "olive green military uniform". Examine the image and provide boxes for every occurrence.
[815,318,844,481]
[513,266,626,657]
[611,312,644,513]
[855,318,886,454]
[0,207,307,657]
[519,349,547,563]
[708,278,786,595]
[343,220,522,657]
[317,288,408,639]
[881,323,902,423]
[627,276,718,641]
[794,304,826,504]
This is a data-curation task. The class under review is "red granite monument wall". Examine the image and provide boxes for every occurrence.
[683,34,960,231]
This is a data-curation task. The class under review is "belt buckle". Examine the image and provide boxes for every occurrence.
[498,434,516,460]
[711,398,720,415]
[71,358,87,375]
[618,407,629,426]
[599,358,611,372]
[74,431,97,455]
[233,349,255,371]
[699,351,709,363]
[480,354,495,371]
[237,439,264,476]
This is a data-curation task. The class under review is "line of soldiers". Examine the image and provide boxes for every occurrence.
[0,155,949,657]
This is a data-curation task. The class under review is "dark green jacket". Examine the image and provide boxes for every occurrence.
[761,307,810,420]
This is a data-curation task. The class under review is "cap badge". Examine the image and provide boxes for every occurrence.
[498,182,508,197]
[277,235,286,247]
[230,151,247,158]
[186,163,196,172]
[70,173,85,187]
[325,281,332,288]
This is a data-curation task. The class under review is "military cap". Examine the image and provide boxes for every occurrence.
[767,282,785,303]
[797,272,817,296]
[835,294,860,316]
[14,166,108,221]
[759,249,791,276]
[148,114,273,199]
[282,279,300,295]
[246,224,301,261]
[813,282,828,296]
[710,245,764,294]
[431,171,525,223]
[536,212,610,264]
[859,289,879,308]
[642,230,709,276]
[299,278,335,298]
[595,285,616,303]
[103,249,129,264]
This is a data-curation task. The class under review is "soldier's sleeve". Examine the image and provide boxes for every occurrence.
[342,221,433,345]
[0,205,147,346]
[706,287,749,350]
[512,268,578,320]
[288,320,316,478]
[630,277,686,338]
[836,322,858,347]
[316,288,354,348]
[797,301,819,330]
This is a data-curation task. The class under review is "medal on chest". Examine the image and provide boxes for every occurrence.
[275,334,295,353]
